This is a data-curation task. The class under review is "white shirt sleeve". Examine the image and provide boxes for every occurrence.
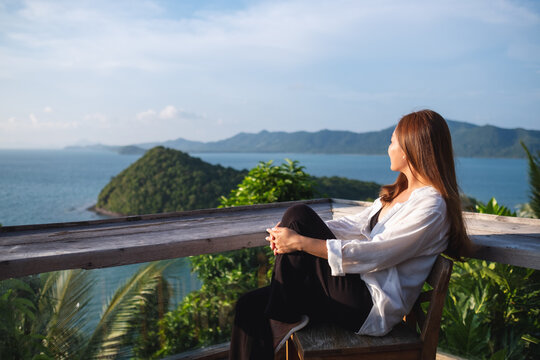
[326,193,448,276]
[325,201,376,240]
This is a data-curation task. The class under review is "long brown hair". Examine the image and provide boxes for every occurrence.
[380,109,472,259]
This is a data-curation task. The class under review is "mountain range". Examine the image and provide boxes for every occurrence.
[67,120,540,158]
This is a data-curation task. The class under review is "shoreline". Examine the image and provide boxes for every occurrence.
[87,204,125,218]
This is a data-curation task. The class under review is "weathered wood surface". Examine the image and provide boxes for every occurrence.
[162,342,229,360]
[292,322,422,360]
[295,322,422,352]
[0,199,332,280]
[1,198,539,281]
[332,199,540,270]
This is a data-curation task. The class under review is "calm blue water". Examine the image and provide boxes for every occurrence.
[0,149,201,330]
[192,152,529,209]
[0,149,529,329]
[0,149,529,224]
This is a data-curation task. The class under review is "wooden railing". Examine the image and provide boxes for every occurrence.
[1,198,539,359]
[1,198,539,281]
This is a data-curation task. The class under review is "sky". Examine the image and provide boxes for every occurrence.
[0,0,539,149]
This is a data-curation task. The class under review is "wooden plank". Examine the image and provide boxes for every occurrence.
[295,322,422,354]
[162,342,229,360]
[0,199,332,280]
[301,351,420,360]
[1,198,539,280]
[330,202,540,270]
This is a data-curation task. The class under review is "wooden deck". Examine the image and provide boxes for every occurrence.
[1,198,539,280]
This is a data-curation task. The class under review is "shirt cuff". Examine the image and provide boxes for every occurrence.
[326,239,345,276]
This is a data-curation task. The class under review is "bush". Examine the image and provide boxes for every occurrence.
[440,196,540,359]
[152,159,315,357]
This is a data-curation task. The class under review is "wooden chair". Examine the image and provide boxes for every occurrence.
[286,255,453,360]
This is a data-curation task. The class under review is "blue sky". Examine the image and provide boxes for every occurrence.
[1,0,539,148]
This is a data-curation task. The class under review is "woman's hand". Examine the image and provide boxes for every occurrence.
[266,225,303,255]
[265,222,329,259]
[266,222,280,254]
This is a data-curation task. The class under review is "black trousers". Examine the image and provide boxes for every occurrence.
[229,204,373,360]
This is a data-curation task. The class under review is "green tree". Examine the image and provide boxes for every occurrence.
[154,159,315,357]
[313,176,380,201]
[220,159,314,206]
[97,147,246,215]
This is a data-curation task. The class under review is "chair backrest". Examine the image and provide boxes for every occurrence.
[405,255,453,360]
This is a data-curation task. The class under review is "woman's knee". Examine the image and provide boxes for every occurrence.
[282,204,318,225]
[281,203,335,239]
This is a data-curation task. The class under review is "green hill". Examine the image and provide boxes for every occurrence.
[96,147,381,216]
[96,146,247,215]
[314,176,380,201]
[136,120,540,158]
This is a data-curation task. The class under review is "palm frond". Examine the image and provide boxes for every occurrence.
[84,260,172,359]
[39,269,94,359]
[521,141,540,217]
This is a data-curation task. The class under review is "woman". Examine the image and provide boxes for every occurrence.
[229,109,472,360]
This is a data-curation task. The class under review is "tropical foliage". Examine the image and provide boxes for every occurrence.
[475,197,516,216]
[440,259,540,359]
[97,146,246,215]
[0,261,174,359]
[314,175,380,201]
[521,141,540,218]
[0,276,52,360]
[440,196,540,359]
[143,159,317,357]
[220,159,314,206]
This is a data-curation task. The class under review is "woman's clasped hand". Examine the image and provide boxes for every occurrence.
[266,223,302,255]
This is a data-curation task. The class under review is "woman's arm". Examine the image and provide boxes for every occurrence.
[327,196,449,276]
[266,227,328,259]
[266,203,376,258]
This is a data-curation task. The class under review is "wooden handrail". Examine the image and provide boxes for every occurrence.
[1,198,539,281]
[0,199,333,280]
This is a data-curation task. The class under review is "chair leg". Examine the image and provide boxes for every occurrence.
[286,337,301,360]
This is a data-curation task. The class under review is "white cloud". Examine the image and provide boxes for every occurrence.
[0,117,17,130]
[29,113,38,125]
[1,0,539,146]
[136,109,157,120]
[84,113,109,128]
[136,106,207,123]
[0,0,524,74]
[84,113,107,122]
[159,105,178,119]
[4,113,80,130]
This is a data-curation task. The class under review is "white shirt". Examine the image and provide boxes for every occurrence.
[325,186,449,336]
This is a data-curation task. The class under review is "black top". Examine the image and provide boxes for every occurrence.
[370,208,382,231]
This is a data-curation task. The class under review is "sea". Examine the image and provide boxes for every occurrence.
[0,149,530,328]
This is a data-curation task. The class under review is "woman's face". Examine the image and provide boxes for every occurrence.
[388,130,408,172]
